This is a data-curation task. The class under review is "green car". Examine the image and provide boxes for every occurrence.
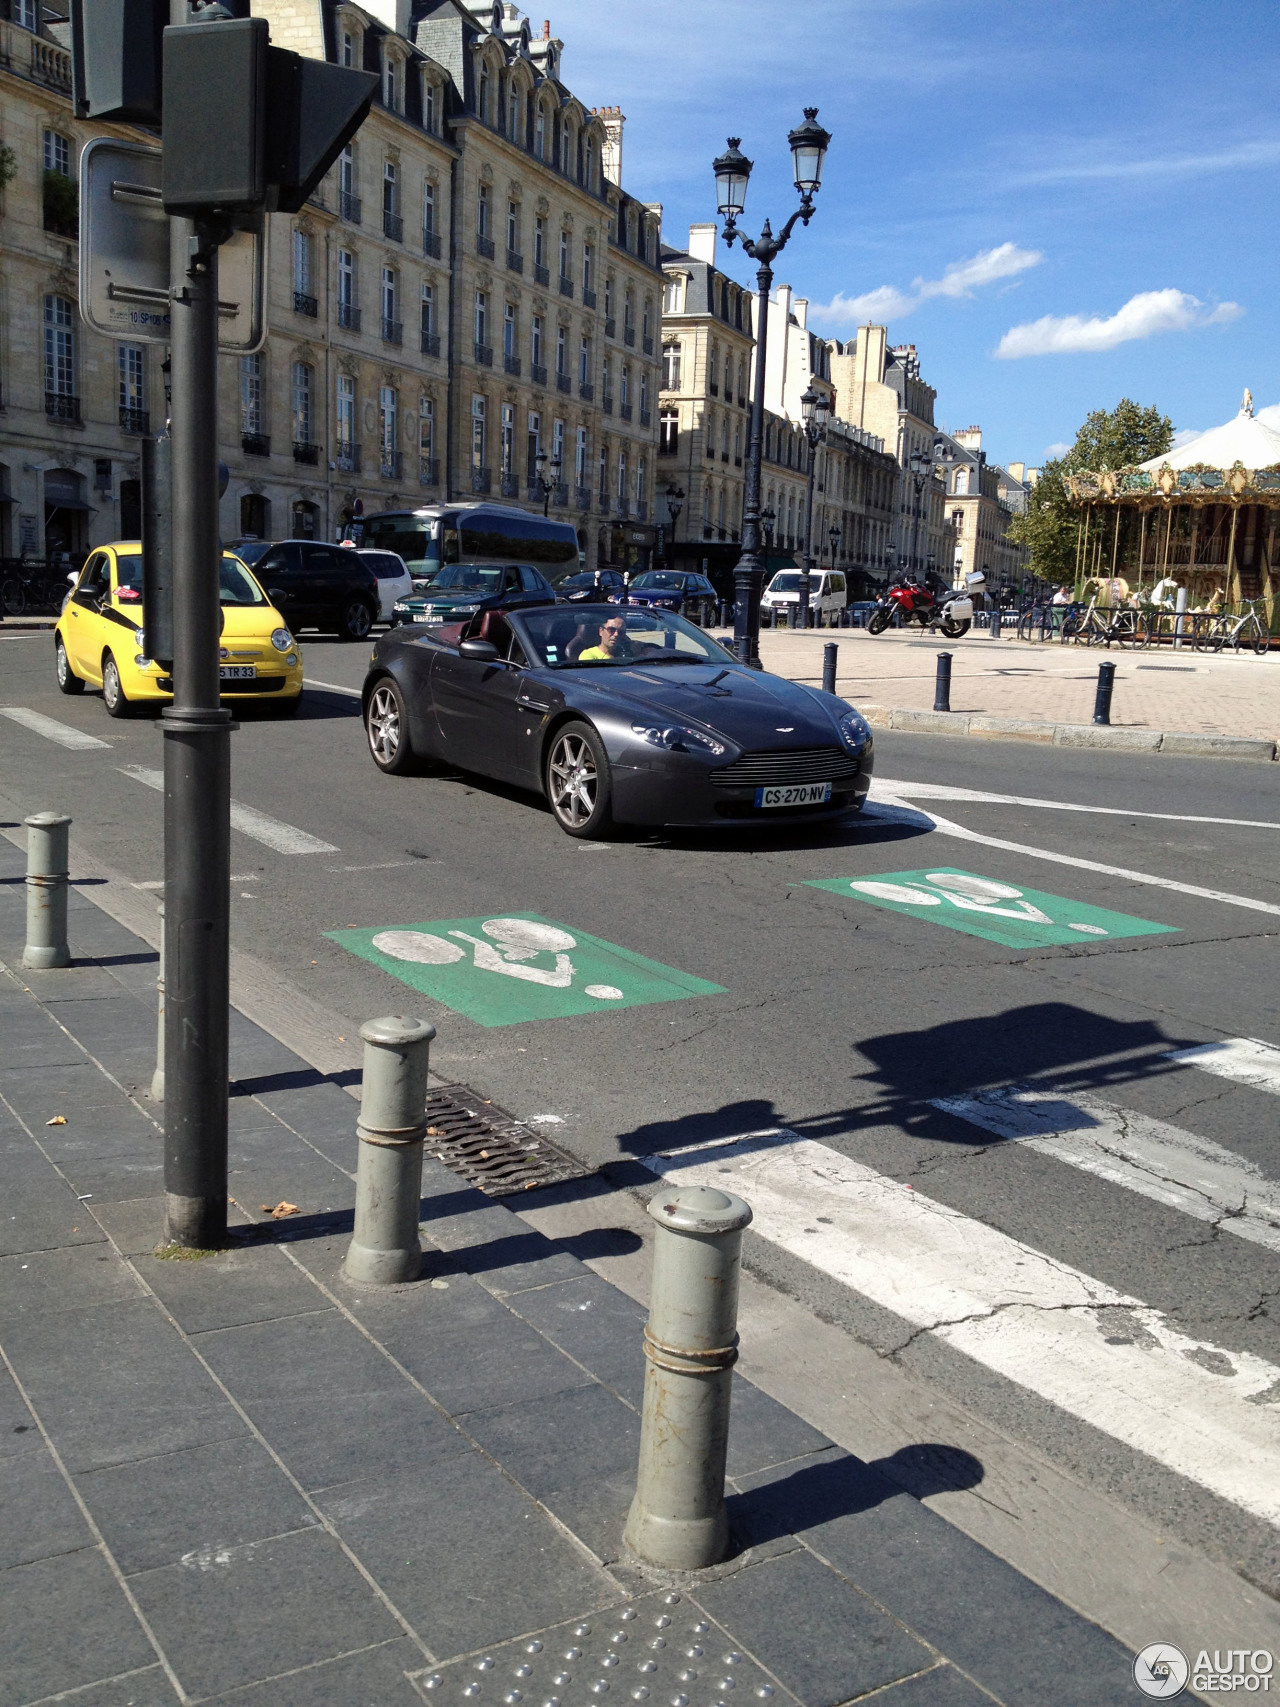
[390,561,560,627]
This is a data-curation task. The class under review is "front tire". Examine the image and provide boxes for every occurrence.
[55,636,84,694]
[338,599,374,642]
[101,652,131,718]
[867,608,891,635]
[365,677,416,774]
[1,576,24,616]
[939,617,970,638]
[545,720,613,837]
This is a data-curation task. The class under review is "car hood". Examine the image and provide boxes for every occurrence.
[220,604,285,638]
[565,663,847,748]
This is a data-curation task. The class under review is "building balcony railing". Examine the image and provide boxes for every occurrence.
[530,363,547,387]
[293,290,318,318]
[601,395,613,415]
[623,325,635,346]
[734,454,742,466]
[471,467,491,495]
[739,394,748,408]
[476,232,495,259]
[241,431,270,456]
[504,352,521,376]
[45,392,81,424]
[582,286,597,309]
[640,409,651,428]
[598,489,609,511]
[381,318,403,346]
[501,474,520,498]
[421,330,441,357]
[552,482,569,507]
[32,38,72,93]
[474,342,493,366]
[604,317,616,339]
[721,450,729,462]
[423,227,441,259]
[558,275,574,298]
[293,441,319,465]
[506,248,523,273]
[657,440,676,458]
[383,210,403,243]
[705,443,715,458]
[643,334,654,355]
[419,457,440,486]
[380,452,403,480]
[339,190,361,224]
[620,402,632,421]
[635,500,647,521]
[556,372,571,393]
[702,524,713,539]
[337,302,361,331]
[574,485,592,511]
[118,406,149,435]
[335,443,361,473]
[578,380,593,401]
[708,381,718,396]
[533,262,550,287]
[616,498,631,519]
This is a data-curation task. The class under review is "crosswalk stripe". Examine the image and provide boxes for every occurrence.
[1167,1037,1280,1096]
[119,766,338,855]
[932,1086,1280,1255]
[646,1132,1280,1529]
[0,707,110,750]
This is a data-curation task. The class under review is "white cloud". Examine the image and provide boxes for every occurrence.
[1171,426,1205,451]
[1043,441,1071,460]
[994,289,1243,359]
[809,243,1043,331]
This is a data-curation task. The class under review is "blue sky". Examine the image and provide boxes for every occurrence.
[547,0,1277,468]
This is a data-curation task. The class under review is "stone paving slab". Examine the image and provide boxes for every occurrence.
[0,870,1137,1706]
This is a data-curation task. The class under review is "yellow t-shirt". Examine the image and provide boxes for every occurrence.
[578,645,611,660]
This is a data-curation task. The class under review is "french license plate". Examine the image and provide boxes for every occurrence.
[218,666,256,681]
[755,782,832,808]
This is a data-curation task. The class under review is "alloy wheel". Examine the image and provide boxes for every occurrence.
[342,601,372,640]
[367,682,401,766]
[548,731,598,830]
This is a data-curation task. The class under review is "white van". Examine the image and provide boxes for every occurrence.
[761,568,848,619]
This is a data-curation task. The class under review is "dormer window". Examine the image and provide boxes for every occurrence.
[535,104,546,160]
[383,55,400,113]
[585,137,595,192]
[341,29,356,68]
[478,66,490,123]
[508,85,521,141]
[424,79,437,134]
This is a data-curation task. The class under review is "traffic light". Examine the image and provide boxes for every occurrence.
[70,0,165,125]
[161,22,376,218]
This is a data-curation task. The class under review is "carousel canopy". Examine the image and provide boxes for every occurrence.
[1066,391,1280,506]
[1138,393,1280,472]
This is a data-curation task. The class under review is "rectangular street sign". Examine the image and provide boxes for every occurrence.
[78,137,267,352]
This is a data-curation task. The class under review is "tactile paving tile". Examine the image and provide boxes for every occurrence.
[413,1590,794,1707]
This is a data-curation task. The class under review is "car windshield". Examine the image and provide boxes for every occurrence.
[363,553,406,579]
[517,605,735,669]
[233,540,270,565]
[430,564,505,594]
[632,572,685,590]
[219,556,268,605]
[767,573,805,593]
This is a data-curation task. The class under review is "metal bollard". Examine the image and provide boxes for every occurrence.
[22,812,71,969]
[991,606,1002,640]
[1093,660,1116,725]
[934,651,953,712]
[344,1016,436,1286]
[151,901,165,1103]
[624,1184,752,1570]
[822,642,838,694]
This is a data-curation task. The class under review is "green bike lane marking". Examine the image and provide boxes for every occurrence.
[327,912,726,1027]
[806,867,1178,950]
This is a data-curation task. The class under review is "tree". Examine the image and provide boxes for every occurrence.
[1008,399,1172,584]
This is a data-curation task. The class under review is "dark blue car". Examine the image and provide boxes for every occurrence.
[627,570,718,624]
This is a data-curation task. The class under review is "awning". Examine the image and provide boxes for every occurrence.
[44,498,95,512]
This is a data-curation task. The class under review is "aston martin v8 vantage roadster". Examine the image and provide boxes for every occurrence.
[361,604,874,836]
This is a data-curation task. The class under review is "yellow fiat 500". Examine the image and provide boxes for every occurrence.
[55,542,303,716]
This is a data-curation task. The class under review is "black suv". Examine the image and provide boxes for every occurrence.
[235,540,380,641]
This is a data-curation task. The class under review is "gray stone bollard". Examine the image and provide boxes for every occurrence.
[22,812,71,969]
[151,902,165,1103]
[624,1184,753,1570]
[344,1017,435,1286]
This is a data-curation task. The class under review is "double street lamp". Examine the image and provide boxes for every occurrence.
[713,108,831,665]
[798,385,831,625]
[532,449,562,518]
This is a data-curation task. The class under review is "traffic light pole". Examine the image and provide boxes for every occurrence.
[162,124,234,1242]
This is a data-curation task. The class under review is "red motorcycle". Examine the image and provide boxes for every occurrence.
[867,573,978,638]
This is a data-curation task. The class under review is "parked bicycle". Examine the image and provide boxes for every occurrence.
[0,563,75,618]
[1015,602,1077,642]
[1192,598,1270,657]
[1060,600,1145,647]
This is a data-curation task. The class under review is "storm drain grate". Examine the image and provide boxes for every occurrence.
[411,1590,788,1707]
[424,1083,591,1195]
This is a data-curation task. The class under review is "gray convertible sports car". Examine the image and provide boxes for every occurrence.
[361,603,874,836]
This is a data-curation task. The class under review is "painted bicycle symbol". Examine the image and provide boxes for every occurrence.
[372,917,626,999]
[849,872,1109,935]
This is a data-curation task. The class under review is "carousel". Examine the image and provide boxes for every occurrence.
[1063,391,1280,633]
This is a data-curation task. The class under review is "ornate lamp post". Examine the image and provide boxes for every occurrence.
[713,108,831,665]
[931,435,955,584]
[828,522,841,567]
[533,448,563,518]
[665,481,685,572]
[798,385,831,627]
[908,447,931,573]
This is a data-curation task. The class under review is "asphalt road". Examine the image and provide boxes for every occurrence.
[3,626,1279,1613]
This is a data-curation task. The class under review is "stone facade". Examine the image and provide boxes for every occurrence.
[942,425,1027,590]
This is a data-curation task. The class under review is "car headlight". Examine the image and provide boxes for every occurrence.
[631,722,726,757]
[392,602,411,614]
[134,629,146,652]
[836,708,871,752]
[270,627,293,651]
[447,603,480,616]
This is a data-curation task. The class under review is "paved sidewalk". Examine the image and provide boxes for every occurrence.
[715,626,1280,743]
[0,838,1132,1706]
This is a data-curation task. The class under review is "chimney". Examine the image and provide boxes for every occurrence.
[543,19,550,36]
[592,105,625,186]
[356,0,411,36]
[794,297,808,329]
[687,223,716,265]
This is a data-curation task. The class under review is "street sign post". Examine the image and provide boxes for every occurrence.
[78,138,266,352]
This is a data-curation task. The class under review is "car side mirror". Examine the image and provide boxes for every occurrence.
[66,571,77,586]
[459,638,499,662]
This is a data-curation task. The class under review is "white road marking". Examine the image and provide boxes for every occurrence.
[304,678,362,698]
[325,861,414,873]
[131,874,259,890]
[872,778,1280,831]
[933,1086,1280,1254]
[1167,1037,1280,1096]
[119,766,338,855]
[647,1133,1280,1528]
[866,797,1280,919]
[0,707,110,750]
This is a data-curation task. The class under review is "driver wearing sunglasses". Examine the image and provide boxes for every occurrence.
[577,615,633,662]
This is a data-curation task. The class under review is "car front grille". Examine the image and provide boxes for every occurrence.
[711,745,860,789]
